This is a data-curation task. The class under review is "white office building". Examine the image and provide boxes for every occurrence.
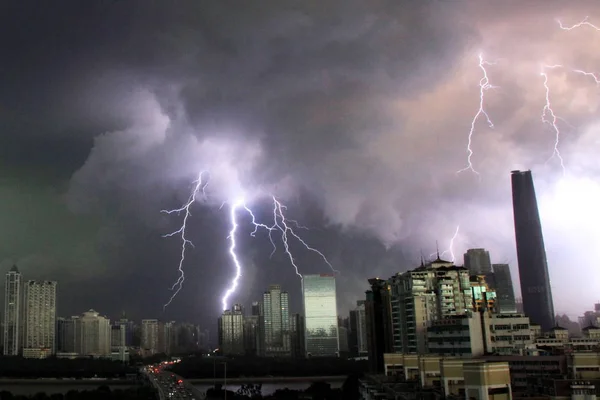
[75,309,111,357]
[3,265,21,356]
[23,280,57,358]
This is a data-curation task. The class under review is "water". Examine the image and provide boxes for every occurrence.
[194,381,343,396]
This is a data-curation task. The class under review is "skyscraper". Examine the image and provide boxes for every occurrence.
[262,284,290,356]
[303,274,339,357]
[464,248,492,275]
[3,265,21,356]
[23,280,57,358]
[365,278,393,373]
[218,304,244,355]
[489,264,517,314]
[75,309,111,357]
[511,170,555,331]
[141,319,160,356]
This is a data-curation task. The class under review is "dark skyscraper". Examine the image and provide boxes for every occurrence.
[511,170,555,331]
[365,278,393,373]
[464,248,492,274]
[488,264,517,314]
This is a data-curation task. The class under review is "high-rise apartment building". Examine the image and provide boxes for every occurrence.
[243,315,261,356]
[218,304,244,355]
[511,170,555,331]
[3,265,21,356]
[303,274,339,357]
[141,319,160,356]
[23,280,57,358]
[262,284,291,356]
[290,313,305,359]
[352,300,368,356]
[57,317,77,353]
[464,248,492,275]
[489,264,517,314]
[389,258,474,355]
[365,278,393,372]
[75,309,111,357]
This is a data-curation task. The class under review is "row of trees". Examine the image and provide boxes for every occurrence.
[0,357,137,378]
[0,386,156,400]
[171,356,368,378]
[205,376,361,400]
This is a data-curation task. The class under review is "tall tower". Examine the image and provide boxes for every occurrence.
[23,280,57,358]
[511,170,555,331]
[262,284,290,356]
[303,274,339,357]
[3,265,22,355]
[464,248,492,275]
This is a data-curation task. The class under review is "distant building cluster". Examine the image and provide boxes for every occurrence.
[218,274,342,358]
[1,266,210,360]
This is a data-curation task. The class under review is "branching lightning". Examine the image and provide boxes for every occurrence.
[540,64,567,175]
[161,171,208,310]
[163,172,338,312]
[557,16,600,31]
[431,225,460,262]
[457,53,497,176]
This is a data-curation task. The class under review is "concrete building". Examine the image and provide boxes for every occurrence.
[463,362,512,400]
[365,278,394,372]
[427,313,489,357]
[141,319,160,356]
[511,170,555,331]
[488,314,533,355]
[489,264,517,314]
[464,248,493,275]
[290,313,305,359]
[57,317,77,353]
[23,280,57,358]
[243,315,260,356]
[218,304,244,355]
[388,257,474,355]
[262,284,291,356]
[303,274,339,357]
[75,309,111,357]
[349,300,368,357]
[3,265,21,356]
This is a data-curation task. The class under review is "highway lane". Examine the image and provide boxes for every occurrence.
[142,364,206,400]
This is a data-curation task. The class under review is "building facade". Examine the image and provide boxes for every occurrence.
[290,313,305,359]
[365,278,394,372]
[389,258,474,355]
[303,274,339,357]
[75,309,111,357]
[511,170,555,331]
[262,284,291,356]
[3,265,21,356]
[23,280,57,358]
[219,304,244,355]
[464,248,492,275]
[488,264,517,314]
[141,319,161,356]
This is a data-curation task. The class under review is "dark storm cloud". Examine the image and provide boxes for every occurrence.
[1,1,599,321]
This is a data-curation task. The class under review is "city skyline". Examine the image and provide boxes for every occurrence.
[0,2,598,325]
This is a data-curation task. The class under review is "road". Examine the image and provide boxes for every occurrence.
[143,364,206,400]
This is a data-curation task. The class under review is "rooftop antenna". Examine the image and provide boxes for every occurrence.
[420,249,425,267]
[436,240,440,259]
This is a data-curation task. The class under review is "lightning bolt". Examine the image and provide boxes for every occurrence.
[220,196,338,310]
[222,199,244,311]
[457,53,497,176]
[540,64,566,175]
[161,171,208,309]
[163,172,338,311]
[557,16,600,31]
[430,225,460,262]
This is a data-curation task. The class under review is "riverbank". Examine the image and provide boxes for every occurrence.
[0,378,136,385]
[188,375,346,384]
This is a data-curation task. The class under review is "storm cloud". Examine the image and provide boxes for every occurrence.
[1,0,599,324]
